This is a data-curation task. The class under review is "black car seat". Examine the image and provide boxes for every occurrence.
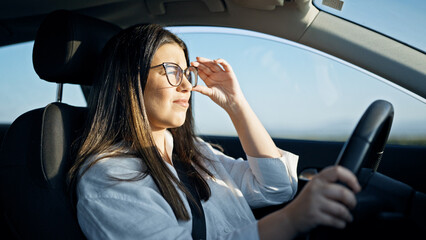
[0,10,120,239]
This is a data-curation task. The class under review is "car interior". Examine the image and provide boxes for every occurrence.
[0,10,121,239]
[0,0,425,239]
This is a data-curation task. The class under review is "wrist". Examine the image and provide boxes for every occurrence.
[257,207,298,240]
[278,207,299,239]
[224,94,248,116]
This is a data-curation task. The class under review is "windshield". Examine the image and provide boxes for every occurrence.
[313,0,426,52]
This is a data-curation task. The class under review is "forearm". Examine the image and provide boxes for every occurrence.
[226,96,280,158]
[193,57,280,158]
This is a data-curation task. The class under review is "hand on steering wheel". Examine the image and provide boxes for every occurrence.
[283,166,361,234]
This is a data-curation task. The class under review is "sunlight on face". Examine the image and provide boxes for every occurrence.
[143,43,193,131]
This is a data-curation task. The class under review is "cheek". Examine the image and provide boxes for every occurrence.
[144,75,170,116]
[144,90,170,118]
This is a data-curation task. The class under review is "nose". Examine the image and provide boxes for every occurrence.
[177,75,192,92]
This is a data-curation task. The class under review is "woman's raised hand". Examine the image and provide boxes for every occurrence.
[191,57,244,112]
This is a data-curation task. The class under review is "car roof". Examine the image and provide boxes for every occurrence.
[1,0,425,99]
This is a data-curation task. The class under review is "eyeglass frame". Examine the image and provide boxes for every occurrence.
[150,62,198,87]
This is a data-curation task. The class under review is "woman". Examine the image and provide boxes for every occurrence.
[68,24,360,239]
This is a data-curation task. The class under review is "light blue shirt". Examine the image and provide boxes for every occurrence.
[76,134,298,239]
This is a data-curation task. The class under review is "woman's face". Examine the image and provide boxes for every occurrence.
[143,43,192,131]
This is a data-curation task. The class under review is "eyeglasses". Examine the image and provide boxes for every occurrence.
[150,62,198,87]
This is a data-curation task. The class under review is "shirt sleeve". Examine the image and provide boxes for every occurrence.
[196,138,299,208]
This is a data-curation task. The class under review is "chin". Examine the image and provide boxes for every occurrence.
[174,120,186,128]
[167,117,186,129]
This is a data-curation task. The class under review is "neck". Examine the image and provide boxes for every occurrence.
[151,129,172,165]
[151,128,165,150]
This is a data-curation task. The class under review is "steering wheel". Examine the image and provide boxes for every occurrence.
[334,100,394,175]
[306,100,395,239]
[309,100,426,239]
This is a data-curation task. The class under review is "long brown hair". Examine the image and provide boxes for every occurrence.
[68,24,213,220]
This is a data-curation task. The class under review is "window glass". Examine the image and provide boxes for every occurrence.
[313,0,426,52]
[0,41,86,123]
[171,27,426,145]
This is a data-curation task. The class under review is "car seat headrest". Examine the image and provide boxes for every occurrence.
[32,10,121,85]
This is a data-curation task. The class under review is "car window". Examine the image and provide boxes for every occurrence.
[0,41,87,123]
[171,27,426,146]
[313,0,426,52]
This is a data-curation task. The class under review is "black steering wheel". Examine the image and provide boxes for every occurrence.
[307,100,395,239]
[309,100,426,239]
[334,99,394,175]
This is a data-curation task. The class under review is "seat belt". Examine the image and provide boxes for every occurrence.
[173,155,207,240]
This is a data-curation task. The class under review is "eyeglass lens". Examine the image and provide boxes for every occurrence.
[164,64,197,87]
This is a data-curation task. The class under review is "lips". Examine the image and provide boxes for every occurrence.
[173,99,189,108]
